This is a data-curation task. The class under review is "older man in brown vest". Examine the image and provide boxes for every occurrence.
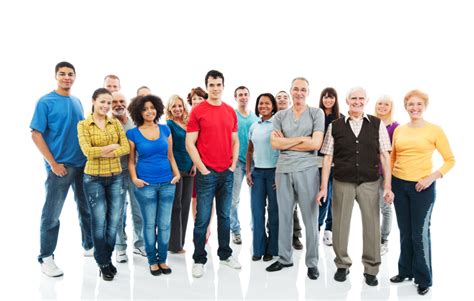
[316,87,394,286]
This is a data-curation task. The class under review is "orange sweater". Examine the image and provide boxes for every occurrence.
[391,122,455,182]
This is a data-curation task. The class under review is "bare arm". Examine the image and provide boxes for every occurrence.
[315,155,333,205]
[230,132,239,171]
[270,130,306,150]
[288,131,324,151]
[31,130,67,177]
[167,135,181,184]
[246,140,254,186]
[380,151,394,203]
[185,131,210,175]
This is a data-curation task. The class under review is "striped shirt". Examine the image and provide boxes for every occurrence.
[77,114,130,175]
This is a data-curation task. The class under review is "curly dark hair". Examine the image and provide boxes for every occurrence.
[128,94,164,126]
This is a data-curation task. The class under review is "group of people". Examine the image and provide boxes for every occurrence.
[31,61,454,296]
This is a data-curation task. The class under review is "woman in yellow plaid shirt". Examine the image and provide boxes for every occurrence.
[77,88,130,281]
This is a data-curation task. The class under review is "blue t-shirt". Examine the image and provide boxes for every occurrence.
[166,120,193,173]
[236,110,259,163]
[30,90,87,171]
[127,124,173,184]
[249,118,279,168]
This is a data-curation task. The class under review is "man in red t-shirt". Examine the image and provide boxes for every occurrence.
[186,70,241,278]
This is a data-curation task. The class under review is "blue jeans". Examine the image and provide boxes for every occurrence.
[250,168,278,257]
[83,173,125,266]
[379,177,393,242]
[115,171,144,251]
[318,167,333,231]
[193,169,233,264]
[392,176,436,288]
[38,166,93,263]
[230,160,246,234]
[134,182,175,265]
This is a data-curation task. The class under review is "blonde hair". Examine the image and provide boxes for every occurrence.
[375,94,394,125]
[404,89,429,108]
[165,95,189,124]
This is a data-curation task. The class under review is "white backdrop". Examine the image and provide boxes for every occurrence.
[0,0,472,299]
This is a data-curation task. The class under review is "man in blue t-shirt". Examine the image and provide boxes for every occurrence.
[30,62,93,277]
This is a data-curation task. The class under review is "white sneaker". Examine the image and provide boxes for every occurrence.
[83,247,94,257]
[220,256,242,269]
[381,241,389,256]
[323,230,333,246]
[192,263,204,278]
[116,250,128,263]
[133,246,146,257]
[41,256,64,277]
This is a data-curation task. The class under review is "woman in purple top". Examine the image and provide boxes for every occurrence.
[375,95,399,256]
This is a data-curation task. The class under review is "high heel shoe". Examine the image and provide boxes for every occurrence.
[390,275,413,283]
[99,265,114,281]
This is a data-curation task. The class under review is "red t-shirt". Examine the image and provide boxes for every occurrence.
[187,100,238,172]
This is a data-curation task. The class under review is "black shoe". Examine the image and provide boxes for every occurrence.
[99,265,114,281]
[307,267,319,280]
[252,256,262,261]
[266,261,293,272]
[263,254,273,262]
[334,268,349,282]
[364,273,378,286]
[149,265,162,276]
[109,263,117,275]
[390,275,413,283]
[292,237,303,250]
[159,264,172,275]
[417,286,430,295]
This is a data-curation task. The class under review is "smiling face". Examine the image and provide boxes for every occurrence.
[93,93,112,117]
[346,89,367,117]
[276,91,290,110]
[55,67,75,91]
[322,95,336,110]
[405,96,426,121]
[375,99,392,118]
[170,98,185,119]
[235,88,250,110]
[206,77,224,101]
[191,94,204,107]
[257,95,274,119]
[141,101,157,123]
[112,92,127,117]
[104,77,121,92]
[290,79,309,107]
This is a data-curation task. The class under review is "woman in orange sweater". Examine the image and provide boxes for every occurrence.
[390,90,455,295]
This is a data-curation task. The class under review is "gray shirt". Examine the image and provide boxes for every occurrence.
[273,106,324,173]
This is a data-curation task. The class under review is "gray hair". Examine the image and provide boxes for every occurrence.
[346,86,367,99]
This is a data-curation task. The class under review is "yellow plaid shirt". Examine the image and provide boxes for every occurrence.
[77,114,130,176]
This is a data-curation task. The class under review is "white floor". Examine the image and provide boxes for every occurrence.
[3,179,468,301]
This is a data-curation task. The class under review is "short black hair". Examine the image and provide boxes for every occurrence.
[128,94,164,126]
[205,70,224,87]
[255,93,278,117]
[234,86,249,98]
[55,61,75,74]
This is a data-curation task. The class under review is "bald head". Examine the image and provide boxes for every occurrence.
[112,92,127,117]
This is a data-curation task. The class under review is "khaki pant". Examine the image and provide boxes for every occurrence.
[332,179,381,275]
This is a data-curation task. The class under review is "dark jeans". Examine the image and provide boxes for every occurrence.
[83,173,125,266]
[251,168,278,257]
[318,167,333,231]
[392,176,436,288]
[38,166,93,262]
[169,173,194,252]
[193,169,233,264]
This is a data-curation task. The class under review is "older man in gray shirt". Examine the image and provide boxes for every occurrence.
[266,77,324,280]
